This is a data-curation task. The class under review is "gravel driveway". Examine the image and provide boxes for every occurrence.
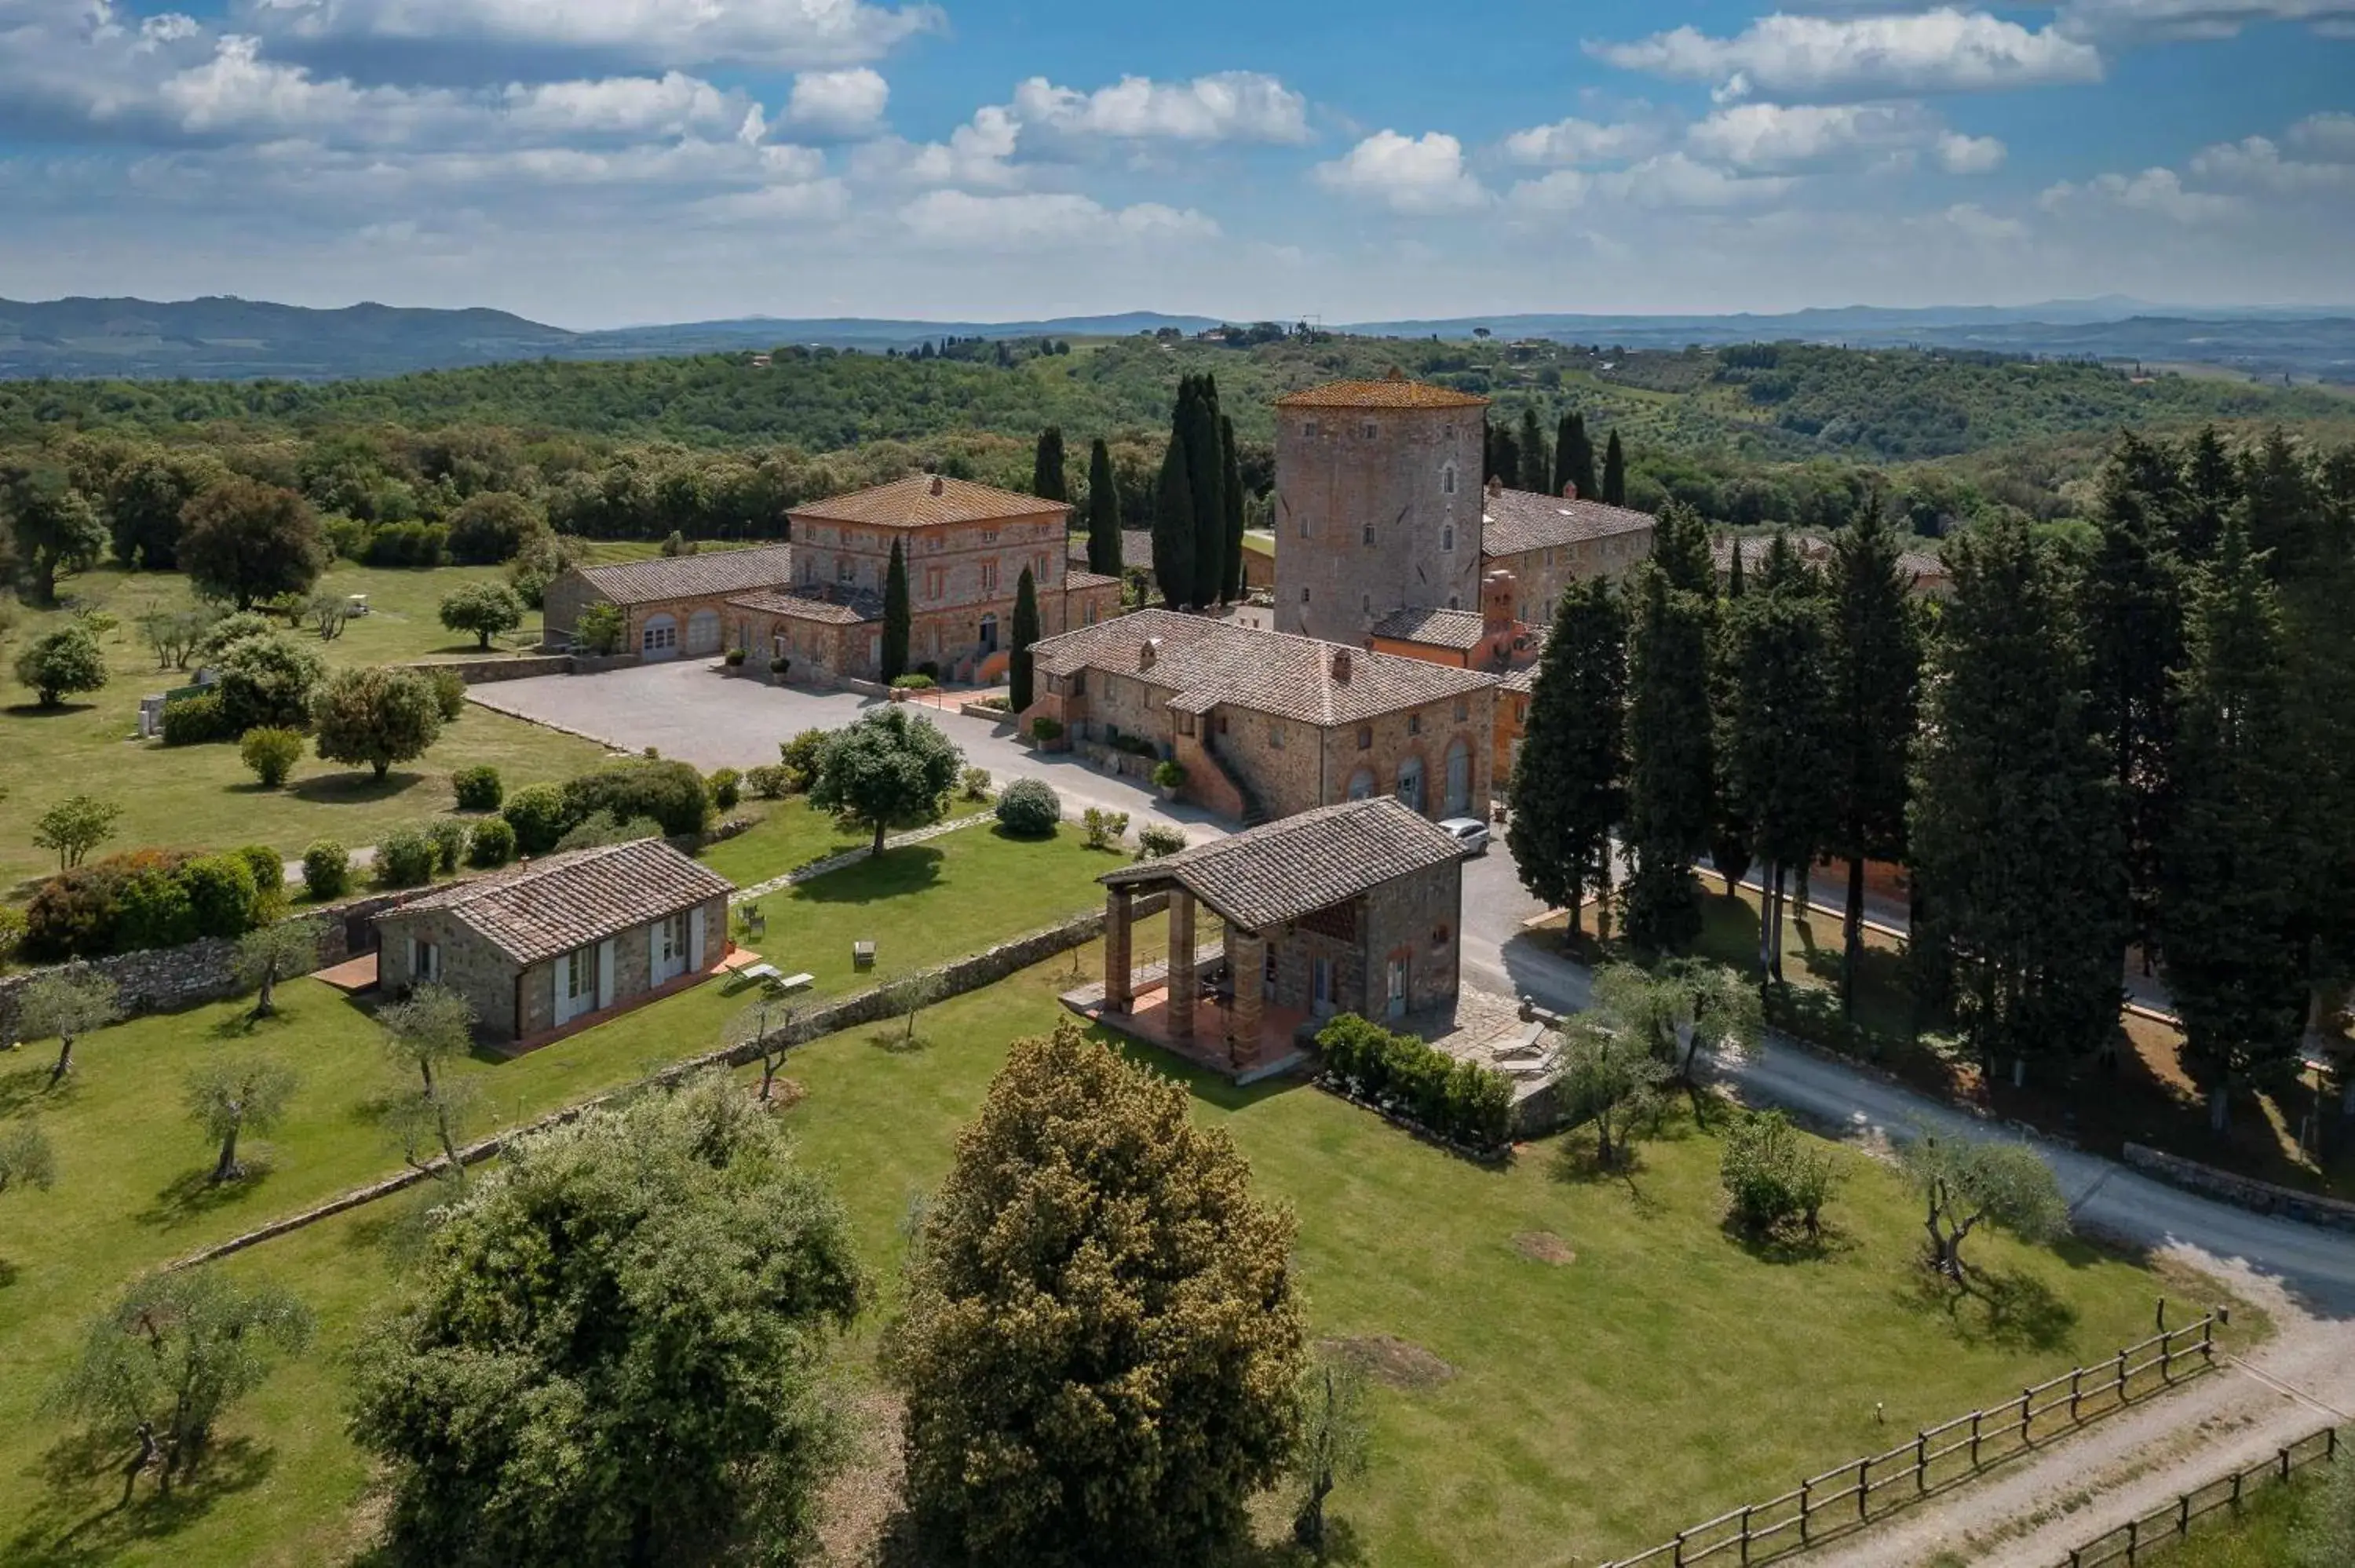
[466,660,1229,842]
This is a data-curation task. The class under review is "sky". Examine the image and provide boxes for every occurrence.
[1,0,2350,327]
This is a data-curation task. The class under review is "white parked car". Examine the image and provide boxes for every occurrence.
[1438,816,1491,855]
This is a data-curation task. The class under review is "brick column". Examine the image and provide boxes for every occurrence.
[1167,890,1196,1041]
[1103,889,1134,1013]
[1227,928,1265,1068]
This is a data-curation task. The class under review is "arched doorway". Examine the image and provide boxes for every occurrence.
[1444,738,1472,815]
[1345,768,1375,801]
[1395,755,1425,815]
[685,609,721,655]
[640,614,679,660]
[979,612,999,654]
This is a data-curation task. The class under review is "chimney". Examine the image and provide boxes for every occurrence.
[1561,480,1579,501]
[1485,474,1504,498]
[928,475,944,497]
[1331,647,1353,681]
[1139,637,1159,671]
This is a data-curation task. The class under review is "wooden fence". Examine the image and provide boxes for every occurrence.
[1601,1316,2219,1568]
[2052,1424,2339,1567]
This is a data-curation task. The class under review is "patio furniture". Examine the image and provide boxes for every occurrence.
[740,962,783,986]
[853,939,876,969]
[771,971,816,994]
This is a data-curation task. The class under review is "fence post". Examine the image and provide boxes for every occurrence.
[2020,1387,2033,1442]
[2117,1347,2130,1398]
[2071,1367,2083,1421]
[1858,1457,1871,1521]
[1800,1479,1811,1544]
[2281,1446,2293,1481]
[1916,1430,1929,1493]
[2202,1315,2215,1369]
[2330,1428,2339,1461]
[1740,1505,1752,1566]
[1970,1410,1983,1468]
[2160,1329,2174,1384]
[1673,1529,1685,1567]
[2232,1469,2243,1510]
[2127,1517,2139,1565]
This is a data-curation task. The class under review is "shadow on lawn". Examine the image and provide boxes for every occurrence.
[134,1161,276,1231]
[790,844,947,903]
[0,1059,69,1118]
[1900,1263,2079,1352]
[2,702,98,720]
[5,1432,277,1568]
[290,770,426,806]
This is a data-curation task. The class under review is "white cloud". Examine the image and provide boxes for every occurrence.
[693,176,851,222]
[1936,130,2006,173]
[2055,0,2355,40]
[242,0,941,68]
[1313,130,1490,213]
[1592,9,2103,100]
[2287,111,2355,160]
[853,104,1022,187]
[2188,134,2355,192]
[897,189,1218,249]
[1506,168,1593,211]
[1935,201,2027,242]
[2039,166,2240,223]
[1685,102,1930,169]
[500,71,750,138]
[1499,115,1660,167]
[1597,151,1796,208]
[785,67,888,134]
[1009,71,1309,144]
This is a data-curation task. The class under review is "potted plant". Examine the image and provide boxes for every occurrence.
[768,655,790,684]
[1152,759,1187,801]
[724,647,747,671]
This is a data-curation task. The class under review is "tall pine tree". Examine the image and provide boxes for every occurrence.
[2178,425,2236,563]
[1507,578,1628,939]
[1518,408,1550,494]
[1722,534,1835,983]
[1219,414,1246,604]
[1623,560,1715,950]
[1031,427,1068,502]
[2083,432,2189,972]
[882,536,911,683]
[1908,518,2126,1086]
[1086,437,1123,574]
[1824,505,1922,1014]
[2160,517,2309,1132]
[1009,567,1041,713]
[1153,379,1199,607]
[1601,431,1627,507]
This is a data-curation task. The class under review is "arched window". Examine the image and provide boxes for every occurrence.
[1441,465,1457,495]
[1442,523,1455,551]
[1396,756,1425,815]
[1346,768,1375,800]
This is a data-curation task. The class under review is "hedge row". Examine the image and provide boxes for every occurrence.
[1316,1012,1514,1154]
[22,845,283,962]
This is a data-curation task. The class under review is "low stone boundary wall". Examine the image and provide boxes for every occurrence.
[168,893,1167,1271]
[2122,1143,2355,1234]
[0,890,410,1037]
[412,654,573,684]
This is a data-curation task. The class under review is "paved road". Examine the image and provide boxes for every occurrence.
[468,660,1231,845]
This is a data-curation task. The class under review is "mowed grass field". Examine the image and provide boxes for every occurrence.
[0,559,611,899]
[0,906,2258,1568]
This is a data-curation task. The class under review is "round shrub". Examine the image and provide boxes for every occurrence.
[1136,823,1188,860]
[451,764,504,811]
[779,728,827,788]
[216,633,327,735]
[723,647,747,667]
[994,778,1061,837]
[444,491,540,565]
[501,783,568,855]
[1151,760,1188,790]
[768,655,790,676]
[560,758,710,839]
[1028,716,1064,745]
[192,611,276,665]
[114,859,198,950]
[467,816,517,868]
[427,819,469,875]
[745,764,790,800]
[708,767,741,811]
[958,766,992,800]
[430,667,469,722]
[236,844,285,896]
[375,826,439,889]
[239,725,306,786]
[181,852,262,939]
[160,691,232,746]
[15,626,109,707]
[302,839,352,901]
[891,673,937,691]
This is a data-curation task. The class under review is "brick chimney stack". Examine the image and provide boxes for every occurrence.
[929,474,944,496]
[1486,474,1504,498]
[1331,647,1353,681]
[1561,480,1579,501]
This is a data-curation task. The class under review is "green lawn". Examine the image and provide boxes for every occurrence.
[0,901,2259,1568]
[698,794,992,894]
[2,560,610,899]
[2145,1465,2337,1568]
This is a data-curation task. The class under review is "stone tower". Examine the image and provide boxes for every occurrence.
[1271,370,1488,644]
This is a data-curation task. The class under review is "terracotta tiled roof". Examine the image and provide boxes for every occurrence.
[1066,529,1154,571]
[1500,664,1541,695]
[790,473,1070,529]
[728,586,882,625]
[575,544,797,606]
[1370,606,1488,651]
[1030,608,1495,727]
[385,838,735,967]
[1480,487,1655,559]
[1099,798,1463,930]
[1274,369,1488,410]
[1062,570,1124,593]
[1711,532,1948,585]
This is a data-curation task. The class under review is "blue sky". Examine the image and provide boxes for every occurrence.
[2,0,2349,326]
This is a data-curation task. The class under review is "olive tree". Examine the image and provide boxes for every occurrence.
[16,968,122,1085]
[378,983,476,1092]
[0,1122,57,1196]
[1900,1132,2069,1279]
[1555,1012,1671,1169]
[184,1056,301,1183]
[1290,1351,1373,1555]
[236,917,326,1019]
[15,625,110,707]
[31,793,123,869]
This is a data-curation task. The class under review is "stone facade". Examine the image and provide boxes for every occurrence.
[1271,385,1487,644]
[541,545,799,659]
[1245,856,1462,1021]
[1493,666,1536,800]
[377,889,729,1043]
[1487,531,1652,626]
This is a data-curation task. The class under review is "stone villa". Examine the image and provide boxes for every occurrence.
[374,838,736,1044]
[541,474,1122,680]
[1478,477,1656,625]
[1023,608,1497,825]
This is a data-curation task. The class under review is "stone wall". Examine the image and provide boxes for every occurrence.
[1273,400,1482,642]
[414,654,574,684]
[1363,857,1465,1016]
[1488,529,1652,627]
[2122,1143,2355,1234]
[0,889,407,1037]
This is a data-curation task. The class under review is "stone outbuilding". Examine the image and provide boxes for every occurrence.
[1479,479,1656,626]
[374,838,736,1045]
[1085,797,1467,1075]
[1024,608,1498,826]
[540,544,798,659]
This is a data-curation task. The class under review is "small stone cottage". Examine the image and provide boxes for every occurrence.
[374,838,736,1044]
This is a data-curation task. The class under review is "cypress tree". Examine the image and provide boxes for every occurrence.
[1188,375,1226,607]
[1652,500,1714,596]
[1031,427,1068,503]
[1551,412,1577,497]
[2083,432,2189,972]
[1009,567,1041,713]
[1602,431,1627,507]
[1153,380,1197,607]
[1086,438,1123,574]
[1623,563,1715,950]
[2178,425,2235,563]
[2159,517,2309,1133]
[1722,534,1836,983]
[1824,505,1922,1014]
[1518,408,1550,494]
[882,536,911,683]
[1561,412,1598,500]
[1707,534,1752,900]
[1506,578,1628,939]
[1487,426,1518,489]
[1908,518,2126,1087]
[1218,415,1245,604]
[2273,438,2355,1057]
